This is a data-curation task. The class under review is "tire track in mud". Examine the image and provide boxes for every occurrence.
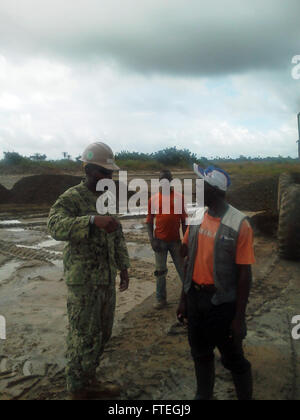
[0,240,60,264]
[0,222,46,229]
[247,253,281,320]
[1,226,298,400]
[246,248,300,400]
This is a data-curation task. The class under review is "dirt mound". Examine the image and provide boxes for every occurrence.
[249,211,279,237]
[0,173,280,211]
[0,175,82,206]
[227,176,279,212]
[0,184,11,204]
[0,175,136,207]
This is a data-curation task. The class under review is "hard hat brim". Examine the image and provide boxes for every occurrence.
[101,162,120,171]
[80,158,120,171]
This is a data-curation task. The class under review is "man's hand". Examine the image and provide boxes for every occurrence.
[119,269,129,292]
[180,243,188,258]
[230,317,247,342]
[151,238,162,253]
[231,264,251,343]
[177,293,188,325]
[94,216,120,233]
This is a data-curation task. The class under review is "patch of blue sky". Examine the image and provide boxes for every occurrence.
[204,77,239,98]
[233,117,277,131]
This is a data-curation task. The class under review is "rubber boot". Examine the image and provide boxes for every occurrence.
[194,359,215,400]
[87,379,121,398]
[231,368,253,400]
[153,300,167,310]
[69,389,88,400]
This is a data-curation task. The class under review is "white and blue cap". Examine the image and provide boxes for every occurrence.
[193,164,231,192]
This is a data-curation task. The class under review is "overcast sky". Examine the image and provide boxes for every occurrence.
[0,0,300,160]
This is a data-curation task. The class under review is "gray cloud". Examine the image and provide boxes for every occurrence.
[1,0,300,76]
[0,57,298,159]
[0,0,299,160]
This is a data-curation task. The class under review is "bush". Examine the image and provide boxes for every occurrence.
[3,152,28,166]
[116,151,152,161]
[153,147,197,166]
[29,153,47,161]
[116,147,202,168]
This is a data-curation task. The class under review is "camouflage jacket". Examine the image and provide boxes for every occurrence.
[47,181,130,286]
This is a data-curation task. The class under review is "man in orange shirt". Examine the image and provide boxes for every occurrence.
[177,165,255,400]
[147,169,187,309]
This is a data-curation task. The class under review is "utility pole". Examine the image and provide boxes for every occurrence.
[297,112,300,160]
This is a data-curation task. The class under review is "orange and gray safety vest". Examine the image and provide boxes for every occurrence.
[185,205,248,305]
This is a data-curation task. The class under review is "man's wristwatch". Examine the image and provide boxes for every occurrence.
[89,215,95,225]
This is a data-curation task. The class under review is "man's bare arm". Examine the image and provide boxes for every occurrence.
[230,265,252,340]
[236,264,252,320]
[147,221,154,243]
[146,221,161,252]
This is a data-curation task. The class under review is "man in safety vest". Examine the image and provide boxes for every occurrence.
[177,165,254,400]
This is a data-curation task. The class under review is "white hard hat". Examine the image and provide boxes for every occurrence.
[81,142,120,171]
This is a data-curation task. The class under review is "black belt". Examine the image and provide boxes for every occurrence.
[192,283,217,293]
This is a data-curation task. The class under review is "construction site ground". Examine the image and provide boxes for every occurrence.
[0,171,299,400]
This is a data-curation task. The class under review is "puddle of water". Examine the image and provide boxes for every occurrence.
[15,244,62,255]
[15,237,63,254]
[19,217,47,224]
[37,238,61,248]
[127,243,153,261]
[119,203,203,218]
[133,224,144,230]
[0,220,21,225]
[120,210,147,217]
[0,260,22,282]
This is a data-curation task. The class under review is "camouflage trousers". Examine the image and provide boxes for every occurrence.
[66,283,116,393]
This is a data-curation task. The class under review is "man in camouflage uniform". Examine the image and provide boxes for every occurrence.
[48,142,130,400]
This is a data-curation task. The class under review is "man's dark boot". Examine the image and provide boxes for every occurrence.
[69,389,88,400]
[194,359,215,400]
[87,379,121,399]
[231,368,253,400]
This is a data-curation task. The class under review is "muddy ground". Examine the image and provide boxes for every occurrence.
[0,173,299,400]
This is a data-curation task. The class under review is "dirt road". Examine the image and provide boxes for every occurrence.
[0,212,299,400]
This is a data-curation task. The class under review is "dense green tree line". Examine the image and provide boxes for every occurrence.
[0,149,298,169]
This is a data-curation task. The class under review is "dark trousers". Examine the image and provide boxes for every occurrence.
[187,285,251,374]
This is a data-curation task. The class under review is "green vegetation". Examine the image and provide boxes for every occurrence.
[115,149,300,175]
[0,152,81,174]
[0,149,299,176]
[116,147,201,168]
